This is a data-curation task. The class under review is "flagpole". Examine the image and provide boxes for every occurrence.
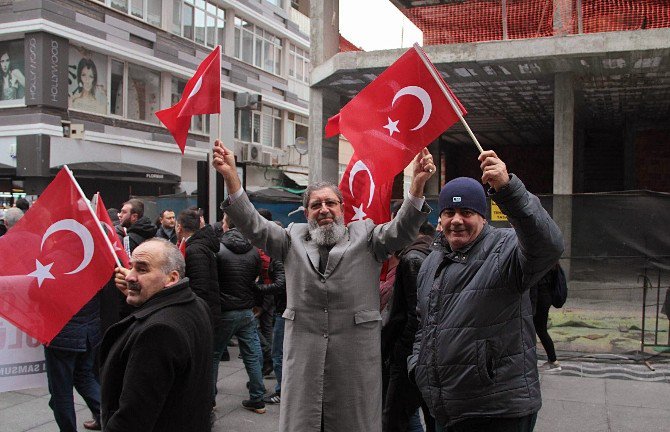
[64,166,122,269]
[217,44,222,140]
[413,43,484,154]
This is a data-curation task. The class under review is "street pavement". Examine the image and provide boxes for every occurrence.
[1,345,669,431]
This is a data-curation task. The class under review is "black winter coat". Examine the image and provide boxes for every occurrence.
[409,175,564,427]
[216,229,261,311]
[255,258,286,314]
[126,216,157,253]
[381,234,431,363]
[100,279,212,432]
[185,225,221,330]
[155,226,177,244]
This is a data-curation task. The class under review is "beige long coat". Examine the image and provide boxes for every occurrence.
[223,193,429,432]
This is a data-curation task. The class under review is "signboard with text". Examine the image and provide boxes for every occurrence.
[24,32,68,109]
[490,200,508,222]
[0,318,47,392]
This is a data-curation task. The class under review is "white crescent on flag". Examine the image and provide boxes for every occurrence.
[349,160,376,208]
[41,219,95,275]
[187,76,203,99]
[391,85,432,130]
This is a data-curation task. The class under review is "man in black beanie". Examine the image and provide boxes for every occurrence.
[408,150,564,432]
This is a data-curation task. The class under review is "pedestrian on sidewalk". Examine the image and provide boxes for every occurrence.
[213,140,434,432]
[409,150,564,432]
[44,295,102,432]
[531,264,562,372]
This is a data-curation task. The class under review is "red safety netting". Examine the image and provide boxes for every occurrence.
[582,0,670,33]
[400,0,670,46]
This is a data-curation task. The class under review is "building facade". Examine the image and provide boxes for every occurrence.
[0,0,311,219]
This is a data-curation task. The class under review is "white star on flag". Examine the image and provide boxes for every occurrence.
[27,259,55,287]
[351,203,367,221]
[383,117,400,136]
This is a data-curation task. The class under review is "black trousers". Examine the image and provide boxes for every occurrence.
[533,297,557,362]
[383,356,424,432]
[445,413,537,432]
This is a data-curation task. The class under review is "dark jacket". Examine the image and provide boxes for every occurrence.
[255,257,287,314]
[155,226,177,244]
[381,234,431,363]
[185,225,221,330]
[126,216,157,253]
[216,229,261,311]
[48,294,100,352]
[100,279,212,432]
[409,175,564,427]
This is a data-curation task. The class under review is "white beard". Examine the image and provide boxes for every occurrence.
[308,215,346,247]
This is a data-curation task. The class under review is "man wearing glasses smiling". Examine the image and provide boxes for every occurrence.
[213,140,434,432]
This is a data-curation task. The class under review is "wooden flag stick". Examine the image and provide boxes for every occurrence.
[413,43,484,154]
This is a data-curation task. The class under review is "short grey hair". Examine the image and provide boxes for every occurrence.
[4,207,24,229]
[302,181,344,208]
[145,238,185,278]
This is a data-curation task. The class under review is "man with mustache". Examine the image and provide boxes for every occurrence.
[408,150,564,432]
[103,238,212,432]
[212,139,434,432]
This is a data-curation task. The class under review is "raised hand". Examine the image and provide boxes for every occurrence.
[479,150,510,192]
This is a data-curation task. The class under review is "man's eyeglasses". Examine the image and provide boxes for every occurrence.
[308,200,341,211]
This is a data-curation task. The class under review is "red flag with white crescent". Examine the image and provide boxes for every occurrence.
[326,45,466,187]
[0,168,117,344]
[339,153,393,225]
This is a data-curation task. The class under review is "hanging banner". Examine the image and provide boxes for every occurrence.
[0,318,47,392]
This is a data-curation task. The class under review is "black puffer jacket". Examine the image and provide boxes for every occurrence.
[156,226,177,244]
[216,229,261,311]
[49,293,100,351]
[409,175,564,427]
[381,234,431,363]
[126,216,158,253]
[185,225,221,330]
[254,258,286,314]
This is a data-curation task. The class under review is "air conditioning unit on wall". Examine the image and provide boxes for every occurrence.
[241,143,263,163]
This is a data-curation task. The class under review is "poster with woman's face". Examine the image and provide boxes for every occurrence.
[0,40,25,102]
[68,47,108,115]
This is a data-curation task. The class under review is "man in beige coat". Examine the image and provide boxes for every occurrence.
[213,140,434,432]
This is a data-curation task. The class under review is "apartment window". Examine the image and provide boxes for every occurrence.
[261,106,282,148]
[105,0,162,26]
[235,109,261,144]
[173,0,225,48]
[171,78,209,134]
[287,112,308,146]
[288,44,309,84]
[110,60,161,124]
[234,18,282,75]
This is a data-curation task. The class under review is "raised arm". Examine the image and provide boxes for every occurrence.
[370,149,434,259]
[212,140,289,260]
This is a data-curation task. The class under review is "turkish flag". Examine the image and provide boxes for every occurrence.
[156,45,221,153]
[0,168,117,344]
[339,153,393,224]
[93,193,130,269]
[326,45,466,186]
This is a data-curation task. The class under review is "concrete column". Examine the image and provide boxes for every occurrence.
[223,10,236,58]
[554,73,574,194]
[553,0,574,35]
[553,72,575,273]
[308,0,340,183]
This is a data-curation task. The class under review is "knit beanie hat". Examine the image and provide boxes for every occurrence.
[438,177,487,218]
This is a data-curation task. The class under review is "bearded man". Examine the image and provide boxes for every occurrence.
[212,140,434,432]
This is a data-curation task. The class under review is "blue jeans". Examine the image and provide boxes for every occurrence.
[44,346,100,432]
[212,309,265,401]
[408,409,424,432]
[271,315,285,394]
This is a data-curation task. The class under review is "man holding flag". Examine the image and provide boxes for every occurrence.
[213,138,433,432]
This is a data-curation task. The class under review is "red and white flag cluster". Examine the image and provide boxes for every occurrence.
[0,168,118,344]
[156,45,221,154]
[327,45,467,224]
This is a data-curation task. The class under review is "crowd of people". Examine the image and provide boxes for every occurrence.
[1,141,566,432]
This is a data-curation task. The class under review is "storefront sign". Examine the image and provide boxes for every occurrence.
[24,32,68,109]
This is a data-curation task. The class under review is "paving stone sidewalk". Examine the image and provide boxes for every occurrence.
[1,346,669,431]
